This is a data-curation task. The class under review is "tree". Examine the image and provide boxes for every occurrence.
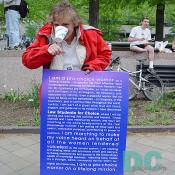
[89,0,99,27]
[155,3,165,41]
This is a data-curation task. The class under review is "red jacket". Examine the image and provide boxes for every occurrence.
[22,23,111,71]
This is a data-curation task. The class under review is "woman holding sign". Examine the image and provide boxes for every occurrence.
[22,1,111,72]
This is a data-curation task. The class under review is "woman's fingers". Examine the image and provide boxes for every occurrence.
[48,43,64,56]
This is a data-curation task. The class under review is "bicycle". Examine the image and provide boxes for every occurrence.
[108,57,164,101]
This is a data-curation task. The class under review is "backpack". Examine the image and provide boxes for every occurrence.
[19,0,29,18]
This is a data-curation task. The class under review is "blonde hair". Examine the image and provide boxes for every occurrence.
[48,1,82,27]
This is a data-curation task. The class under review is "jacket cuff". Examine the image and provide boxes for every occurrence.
[82,64,94,71]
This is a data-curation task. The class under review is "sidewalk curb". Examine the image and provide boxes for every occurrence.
[0,126,40,134]
[0,125,175,134]
[128,125,175,133]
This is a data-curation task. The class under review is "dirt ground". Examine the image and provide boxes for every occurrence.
[0,95,174,126]
[0,98,35,126]
[0,96,148,126]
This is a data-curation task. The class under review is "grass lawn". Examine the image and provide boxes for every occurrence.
[128,91,175,126]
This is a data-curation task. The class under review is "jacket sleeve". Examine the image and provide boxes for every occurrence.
[82,32,111,71]
[22,35,54,69]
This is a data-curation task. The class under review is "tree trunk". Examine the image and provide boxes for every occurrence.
[155,3,165,41]
[89,0,99,27]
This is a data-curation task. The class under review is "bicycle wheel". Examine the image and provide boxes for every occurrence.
[128,75,137,100]
[143,74,164,101]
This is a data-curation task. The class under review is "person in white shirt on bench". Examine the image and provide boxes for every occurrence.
[128,17,155,74]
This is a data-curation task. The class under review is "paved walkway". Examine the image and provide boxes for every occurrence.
[0,133,175,175]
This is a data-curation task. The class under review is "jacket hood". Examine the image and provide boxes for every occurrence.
[80,25,102,35]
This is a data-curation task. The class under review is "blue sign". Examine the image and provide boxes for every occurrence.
[41,70,128,175]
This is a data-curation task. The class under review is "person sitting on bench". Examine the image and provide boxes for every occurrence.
[128,17,155,74]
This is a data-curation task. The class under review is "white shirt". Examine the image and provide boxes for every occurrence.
[50,37,81,70]
[61,38,81,70]
[129,26,151,46]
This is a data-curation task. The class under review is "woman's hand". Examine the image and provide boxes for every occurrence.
[48,43,64,56]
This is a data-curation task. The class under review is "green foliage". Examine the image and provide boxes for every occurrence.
[158,91,175,111]
[140,112,174,126]
[24,20,42,40]
[0,4,4,21]
[145,103,161,113]
[27,0,58,22]
[146,90,175,111]
[69,0,88,23]
[25,84,39,109]
[4,84,39,107]
[129,90,175,126]
[4,89,26,103]
[33,109,40,126]
[119,0,174,6]
[129,111,175,126]
[1,0,175,41]
[165,4,175,34]
[26,0,88,23]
